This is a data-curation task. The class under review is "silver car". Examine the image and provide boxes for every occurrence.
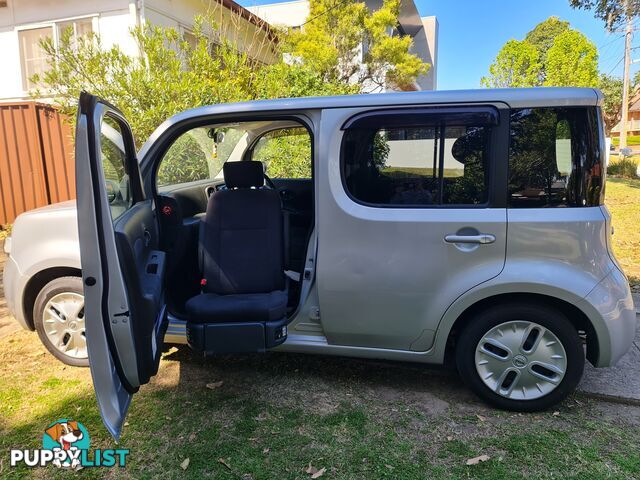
[3,89,636,439]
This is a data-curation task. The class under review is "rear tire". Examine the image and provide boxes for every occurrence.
[456,303,584,411]
[34,276,89,367]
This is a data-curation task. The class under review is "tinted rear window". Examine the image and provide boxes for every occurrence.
[508,107,604,207]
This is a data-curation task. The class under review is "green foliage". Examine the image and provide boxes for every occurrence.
[569,0,640,29]
[156,133,210,187]
[525,17,571,55]
[482,17,598,89]
[286,0,429,91]
[252,128,312,178]
[599,73,626,133]
[608,157,639,177]
[545,29,599,87]
[480,40,542,88]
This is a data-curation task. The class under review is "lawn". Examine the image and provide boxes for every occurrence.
[606,177,640,292]
[1,331,639,479]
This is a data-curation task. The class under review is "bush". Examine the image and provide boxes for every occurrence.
[607,157,639,177]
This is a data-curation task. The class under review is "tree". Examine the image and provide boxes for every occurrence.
[480,40,542,87]
[544,30,599,87]
[482,17,598,88]
[525,16,570,82]
[285,0,429,91]
[599,74,625,133]
[569,0,640,29]
[35,1,429,147]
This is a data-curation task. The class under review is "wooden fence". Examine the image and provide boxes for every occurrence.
[0,102,75,225]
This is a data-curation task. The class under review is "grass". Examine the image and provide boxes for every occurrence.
[606,177,640,292]
[611,135,640,146]
[1,332,639,479]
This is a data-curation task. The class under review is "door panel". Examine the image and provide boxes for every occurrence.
[316,106,508,351]
[76,92,166,439]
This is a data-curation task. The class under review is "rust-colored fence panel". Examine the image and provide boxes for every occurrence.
[36,104,75,204]
[0,102,75,225]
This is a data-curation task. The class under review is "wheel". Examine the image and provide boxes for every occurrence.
[455,303,584,411]
[34,277,89,367]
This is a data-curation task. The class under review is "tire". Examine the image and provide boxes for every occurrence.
[34,276,89,367]
[455,303,584,411]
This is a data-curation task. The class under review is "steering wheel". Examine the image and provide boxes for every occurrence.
[263,173,277,190]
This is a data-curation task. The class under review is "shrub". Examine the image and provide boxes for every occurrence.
[607,157,639,177]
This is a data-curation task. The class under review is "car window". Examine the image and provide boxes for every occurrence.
[156,126,245,188]
[100,114,133,220]
[508,107,601,207]
[342,115,491,206]
[251,127,312,179]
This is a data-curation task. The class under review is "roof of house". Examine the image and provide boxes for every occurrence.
[219,0,279,40]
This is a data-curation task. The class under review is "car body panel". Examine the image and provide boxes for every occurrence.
[75,105,133,440]
[3,201,80,329]
[315,105,508,350]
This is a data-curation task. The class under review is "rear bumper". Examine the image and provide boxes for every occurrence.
[2,255,30,330]
[584,266,638,367]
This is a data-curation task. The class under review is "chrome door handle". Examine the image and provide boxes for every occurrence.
[444,234,496,245]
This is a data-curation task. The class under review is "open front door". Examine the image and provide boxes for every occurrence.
[76,92,167,440]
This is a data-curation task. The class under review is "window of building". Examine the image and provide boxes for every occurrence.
[341,109,495,207]
[19,17,94,91]
[508,107,603,208]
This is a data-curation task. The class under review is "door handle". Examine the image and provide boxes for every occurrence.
[444,234,496,245]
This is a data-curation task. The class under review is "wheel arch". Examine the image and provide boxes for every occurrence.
[443,292,599,366]
[23,267,82,330]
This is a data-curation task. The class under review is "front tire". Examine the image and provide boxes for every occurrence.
[456,303,584,411]
[34,276,89,367]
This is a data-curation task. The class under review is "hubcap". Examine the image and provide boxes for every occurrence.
[475,320,567,400]
[42,292,87,359]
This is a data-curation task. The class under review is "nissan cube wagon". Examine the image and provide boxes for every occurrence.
[74,89,636,439]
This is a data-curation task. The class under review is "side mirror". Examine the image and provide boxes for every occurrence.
[207,128,225,143]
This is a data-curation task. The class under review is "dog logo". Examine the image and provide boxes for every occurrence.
[11,418,128,469]
[42,419,90,468]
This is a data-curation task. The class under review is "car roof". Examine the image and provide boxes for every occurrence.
[139,87,601,158]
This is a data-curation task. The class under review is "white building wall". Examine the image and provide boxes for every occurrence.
[0,0,277,101]
[0,0,136,101]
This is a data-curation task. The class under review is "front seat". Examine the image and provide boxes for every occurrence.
[185,161,288,354]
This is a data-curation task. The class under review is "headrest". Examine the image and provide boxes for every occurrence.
[451,128,485,164]
[223,161,265,189]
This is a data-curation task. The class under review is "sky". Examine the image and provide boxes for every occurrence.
[238,0,635,90]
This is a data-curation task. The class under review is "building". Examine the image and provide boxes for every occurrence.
[0,0,277,102]
[246,0,438,91]
[611,91,640,139]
